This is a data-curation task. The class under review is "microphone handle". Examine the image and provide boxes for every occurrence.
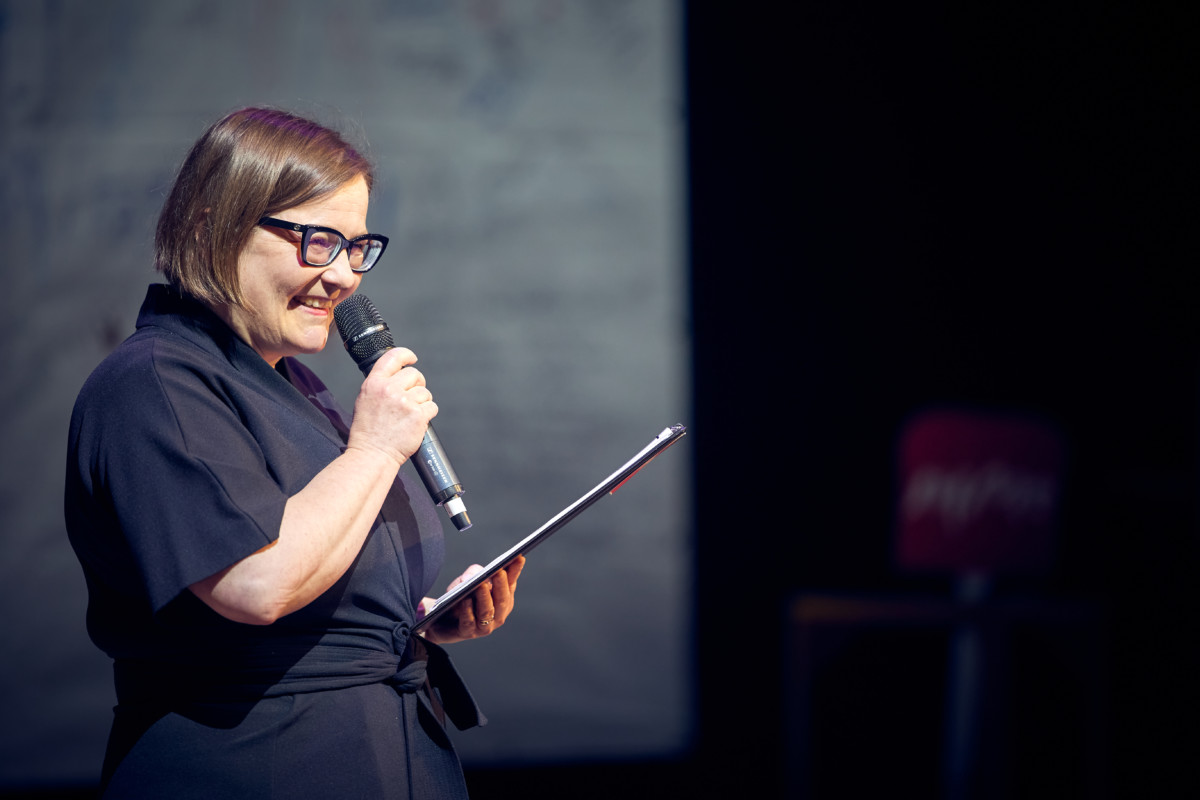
[413,426,468,507]
[419,433,471,530]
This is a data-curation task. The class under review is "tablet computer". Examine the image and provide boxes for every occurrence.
[414,423,688,633]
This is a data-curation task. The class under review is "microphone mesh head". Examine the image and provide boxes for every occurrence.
[334,294,395,372]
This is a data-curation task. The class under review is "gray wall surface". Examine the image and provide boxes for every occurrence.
[0,0,689,787]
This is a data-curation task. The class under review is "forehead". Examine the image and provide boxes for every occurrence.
[279,176,370,227]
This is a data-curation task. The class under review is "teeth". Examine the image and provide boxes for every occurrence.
[299,298,330,310]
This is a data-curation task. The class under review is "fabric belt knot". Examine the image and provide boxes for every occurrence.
[389,627,487,732]
[386,653,429,694]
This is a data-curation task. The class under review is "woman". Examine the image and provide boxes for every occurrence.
[64,107,523,798]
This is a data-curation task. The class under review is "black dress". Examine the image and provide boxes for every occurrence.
[65,284,482,799]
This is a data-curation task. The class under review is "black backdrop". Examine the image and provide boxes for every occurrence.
[687,2,1196,799]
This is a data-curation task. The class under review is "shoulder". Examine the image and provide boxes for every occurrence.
[69,325,242,461]
[76,326,223,411]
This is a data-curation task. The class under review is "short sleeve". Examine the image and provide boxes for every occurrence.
[69,336,289,614]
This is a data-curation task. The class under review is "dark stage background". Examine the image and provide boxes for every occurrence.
[688,3,1196,799]
[4,2,1198,798]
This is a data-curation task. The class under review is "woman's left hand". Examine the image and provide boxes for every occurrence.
[420,555,525,644]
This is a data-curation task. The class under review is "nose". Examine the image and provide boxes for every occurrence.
[321,249,360,291]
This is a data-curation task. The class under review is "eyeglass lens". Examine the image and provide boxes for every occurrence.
[304,230,385,271]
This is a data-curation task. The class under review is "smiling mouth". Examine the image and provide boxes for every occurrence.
[296,297,332,311]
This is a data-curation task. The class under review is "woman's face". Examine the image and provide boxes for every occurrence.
[219,176,370,366]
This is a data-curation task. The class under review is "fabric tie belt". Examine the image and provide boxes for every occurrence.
[113,625,485,732]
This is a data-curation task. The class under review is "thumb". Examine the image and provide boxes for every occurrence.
[447,563,485,591]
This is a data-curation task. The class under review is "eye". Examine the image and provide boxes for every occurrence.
[308,231,337,253]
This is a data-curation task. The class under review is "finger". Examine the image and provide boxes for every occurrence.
[400,386,433,406]
[504,555,526,591]
[489,567,513,608]
[453,596,477,639]
[473,580,497,630]
[366,346,419,378]
[493,559,527,625]
[490,559,524,617]
[400,367,428,391]
[447,564,484,592]
[382,367,427,395]
[419,398,438,425]
[486,580,512,627]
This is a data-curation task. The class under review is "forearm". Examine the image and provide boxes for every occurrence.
[190,444,402,624]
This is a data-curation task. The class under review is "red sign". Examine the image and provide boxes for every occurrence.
[895,409,1064,574]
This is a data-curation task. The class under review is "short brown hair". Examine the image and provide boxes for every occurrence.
[155,107,375,305]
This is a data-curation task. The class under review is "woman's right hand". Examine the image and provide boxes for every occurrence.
[345,346,439,467]
[192,346,439,625]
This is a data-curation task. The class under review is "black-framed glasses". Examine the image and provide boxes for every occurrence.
[258,217,389,274]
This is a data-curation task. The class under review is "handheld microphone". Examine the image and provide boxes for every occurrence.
[334,294,472,531]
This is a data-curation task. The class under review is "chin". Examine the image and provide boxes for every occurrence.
[294,332,331,356]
